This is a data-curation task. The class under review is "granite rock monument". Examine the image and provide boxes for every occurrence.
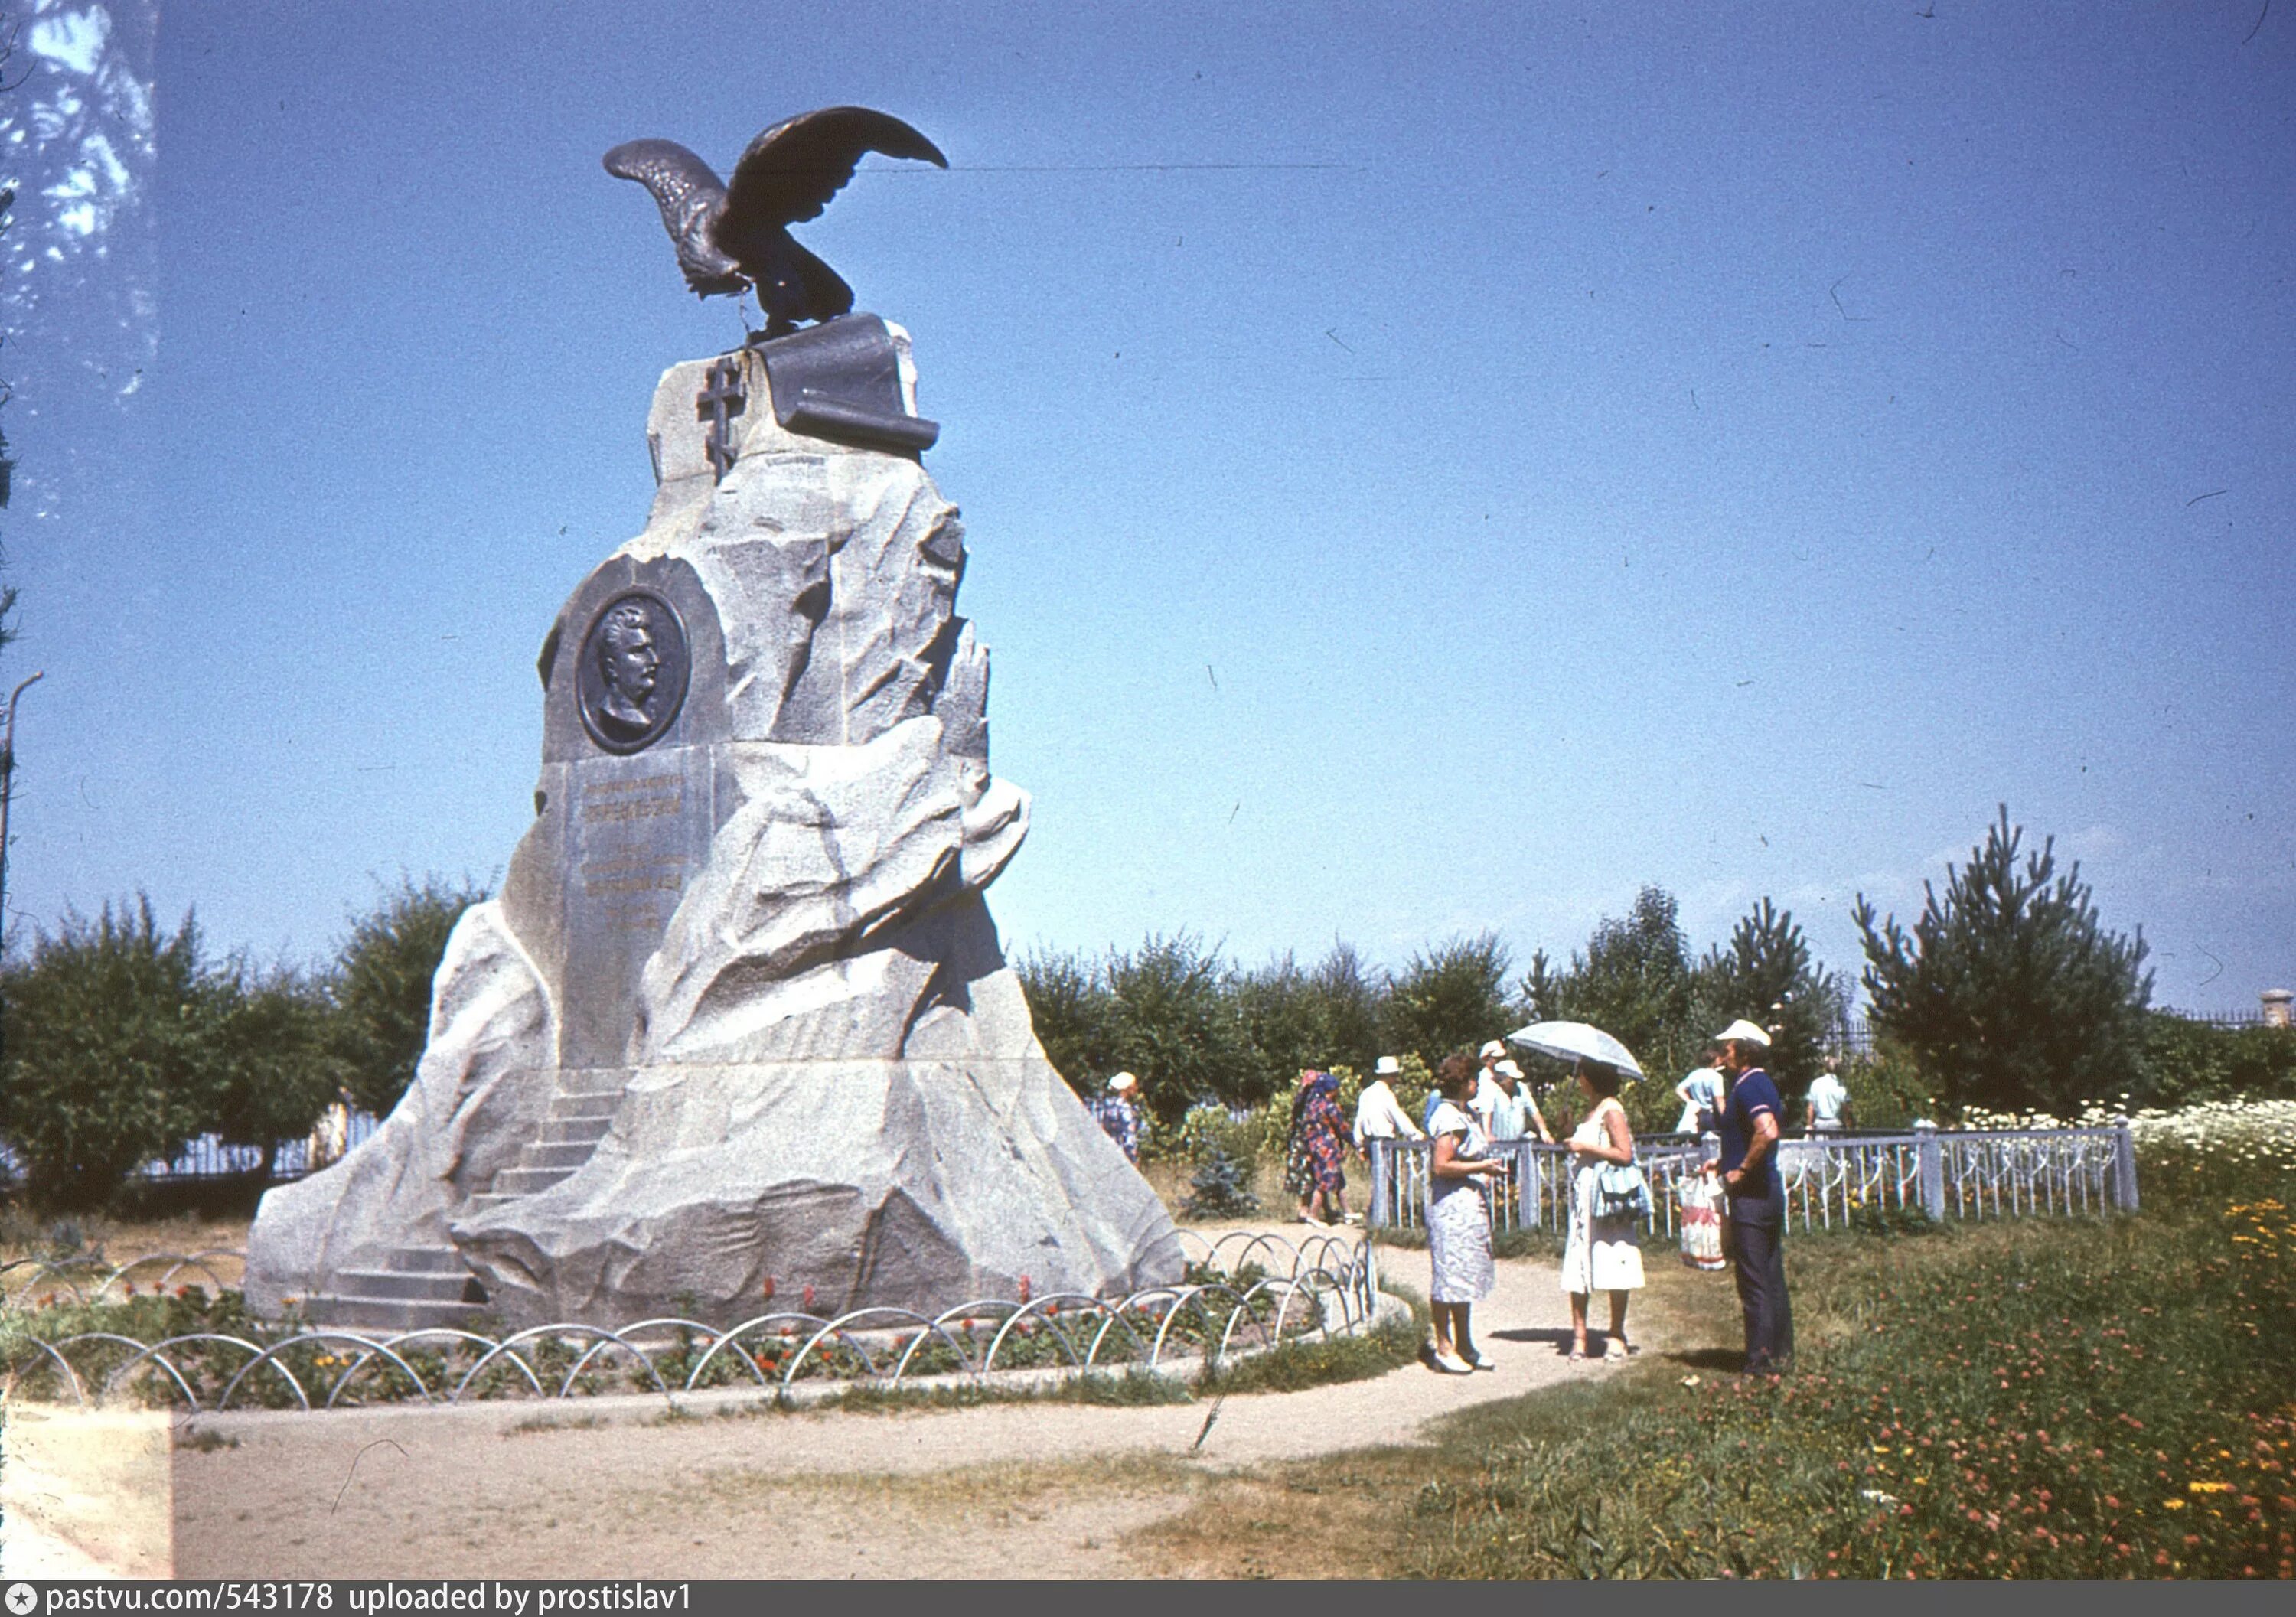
[246,317,1183,1329]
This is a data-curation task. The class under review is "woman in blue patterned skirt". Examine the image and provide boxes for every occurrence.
[1425,1052,1508,1373]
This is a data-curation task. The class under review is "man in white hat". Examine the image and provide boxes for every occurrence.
[1428,1038,1510,1133]
[1352,1056,1424,1149]
[1354,1055,1424,1231]
[1711,1019,1793,1374]
[1478,1058,1551,1144]
[1093,1071,1143,1163]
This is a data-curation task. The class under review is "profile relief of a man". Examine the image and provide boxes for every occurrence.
[595,601,661,732]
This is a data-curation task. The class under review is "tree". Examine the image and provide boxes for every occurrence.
[0,896,216,1210]
[1384,931,1516,1068]
[1013,944,1112,1087]
[328,875,488,1117]
[1102,932,1256,1125]
[1854,806,2152,1117]
[1697,897,1847,1087]
[1306,941,1385,1073]
[207,961,340,1179]
[1526,886,1701,1082]
[1231,951,1326,1094]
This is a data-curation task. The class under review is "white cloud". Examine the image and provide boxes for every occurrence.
[28,8,111,77]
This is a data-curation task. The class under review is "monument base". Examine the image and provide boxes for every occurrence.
[450,1052,1176,1326]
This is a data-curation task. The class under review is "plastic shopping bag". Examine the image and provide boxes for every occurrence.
[1678,1173,1727,1271]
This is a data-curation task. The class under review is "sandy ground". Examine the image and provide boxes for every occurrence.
[0,1407,174,1576]
[156,1231,1682,1580]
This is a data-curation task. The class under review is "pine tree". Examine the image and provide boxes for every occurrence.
[1854,806,2151,1117]
[1698,898,1847,1087]
[1182,1143,1261,1218]
[1528,887,1701,1081]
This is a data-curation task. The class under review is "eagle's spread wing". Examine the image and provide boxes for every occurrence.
[722,106,947,231]
[603,139,745,296]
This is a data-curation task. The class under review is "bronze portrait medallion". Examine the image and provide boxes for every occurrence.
[576,588,690,754]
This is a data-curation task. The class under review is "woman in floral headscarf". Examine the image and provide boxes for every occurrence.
[1284,1069,1352,1226]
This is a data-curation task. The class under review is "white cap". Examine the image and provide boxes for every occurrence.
[1107,1071,1138,1092]
[1714,1019,1773,1048]
[1479,1040,1507,1061]
[1374,1055,1401,1077]
[1494,1058,1523,1079]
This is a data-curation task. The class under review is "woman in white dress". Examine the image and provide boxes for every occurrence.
[1425,1052,1509,1374]
[1561,1058,1645,1361]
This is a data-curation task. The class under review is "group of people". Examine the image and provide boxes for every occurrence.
[1413,1020,1799,1378]
[1284,1042,1550,1228]
[1084,1019,1808,1378]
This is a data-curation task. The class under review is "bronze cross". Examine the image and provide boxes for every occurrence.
[696,357,747,481]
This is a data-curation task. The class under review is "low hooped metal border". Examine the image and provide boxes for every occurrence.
[3,1247,246,1310]
[2,1234,1388,1413]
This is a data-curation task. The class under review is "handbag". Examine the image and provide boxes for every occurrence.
[1594,1160,1652,1220]
[1677,1174,1727,1270]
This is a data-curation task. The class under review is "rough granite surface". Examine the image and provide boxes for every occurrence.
[246,334,1181,1326]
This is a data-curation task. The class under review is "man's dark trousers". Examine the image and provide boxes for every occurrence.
[1727,1194,1794,1372]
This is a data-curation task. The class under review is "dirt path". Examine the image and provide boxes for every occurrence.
[171,1232,1690,1579]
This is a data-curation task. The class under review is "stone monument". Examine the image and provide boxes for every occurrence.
[246,316,1183,1329]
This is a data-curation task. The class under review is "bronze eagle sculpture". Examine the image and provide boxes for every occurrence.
[605,107,947,336]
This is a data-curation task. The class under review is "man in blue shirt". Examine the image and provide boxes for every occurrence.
[1091,1071,1143,1163]
[1713,1019,1794,1374]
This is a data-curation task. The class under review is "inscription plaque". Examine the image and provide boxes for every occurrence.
[576,589,690,755]
[556,748,714,1068]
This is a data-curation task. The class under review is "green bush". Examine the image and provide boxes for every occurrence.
[2138,1012,2296,1109]
[206,963,341,1179]
[328,875,488,1117]
[1384,932,1517,1071]
[0,898,219,1211]
[1180,1144,1261,1219]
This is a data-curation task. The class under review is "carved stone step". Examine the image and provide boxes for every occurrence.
[300,1293,492,1332]
[540,1117,614,1146]
[551,1091,621,1120]
[520,1141,595,1171]
[386,1246,469,1275]
[331,1267,487,1304]
[492,1165,575,1197]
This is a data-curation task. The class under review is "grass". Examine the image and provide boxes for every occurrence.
[823,1368,1194,1413]
[1135,1142,2296,1579]
[1195,1309,1424,1396]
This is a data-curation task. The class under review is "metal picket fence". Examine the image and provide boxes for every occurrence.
[1366,1119,2138,1239]
[0,1110,380,1188]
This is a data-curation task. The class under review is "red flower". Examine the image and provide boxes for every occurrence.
[1018,1275,1032,1303]
[801,1283,816,1311]
[761,1276,776,1302]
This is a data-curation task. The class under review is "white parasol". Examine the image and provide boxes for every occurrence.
[1504,1020,1645,1079]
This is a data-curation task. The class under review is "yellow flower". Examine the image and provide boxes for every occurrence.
[2164,1498,2187,1510]
[2187,1481,2232,1495]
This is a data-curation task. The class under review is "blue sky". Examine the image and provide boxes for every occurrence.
[3,0,2290,1012]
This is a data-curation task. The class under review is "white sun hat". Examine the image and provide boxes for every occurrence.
[1494,1058,1523,1079]
[1714,1019,1773,1048]
[1374,1055,1402,1076]
[1479,1039,1507,1061]
[1107,1071,1139,1091]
